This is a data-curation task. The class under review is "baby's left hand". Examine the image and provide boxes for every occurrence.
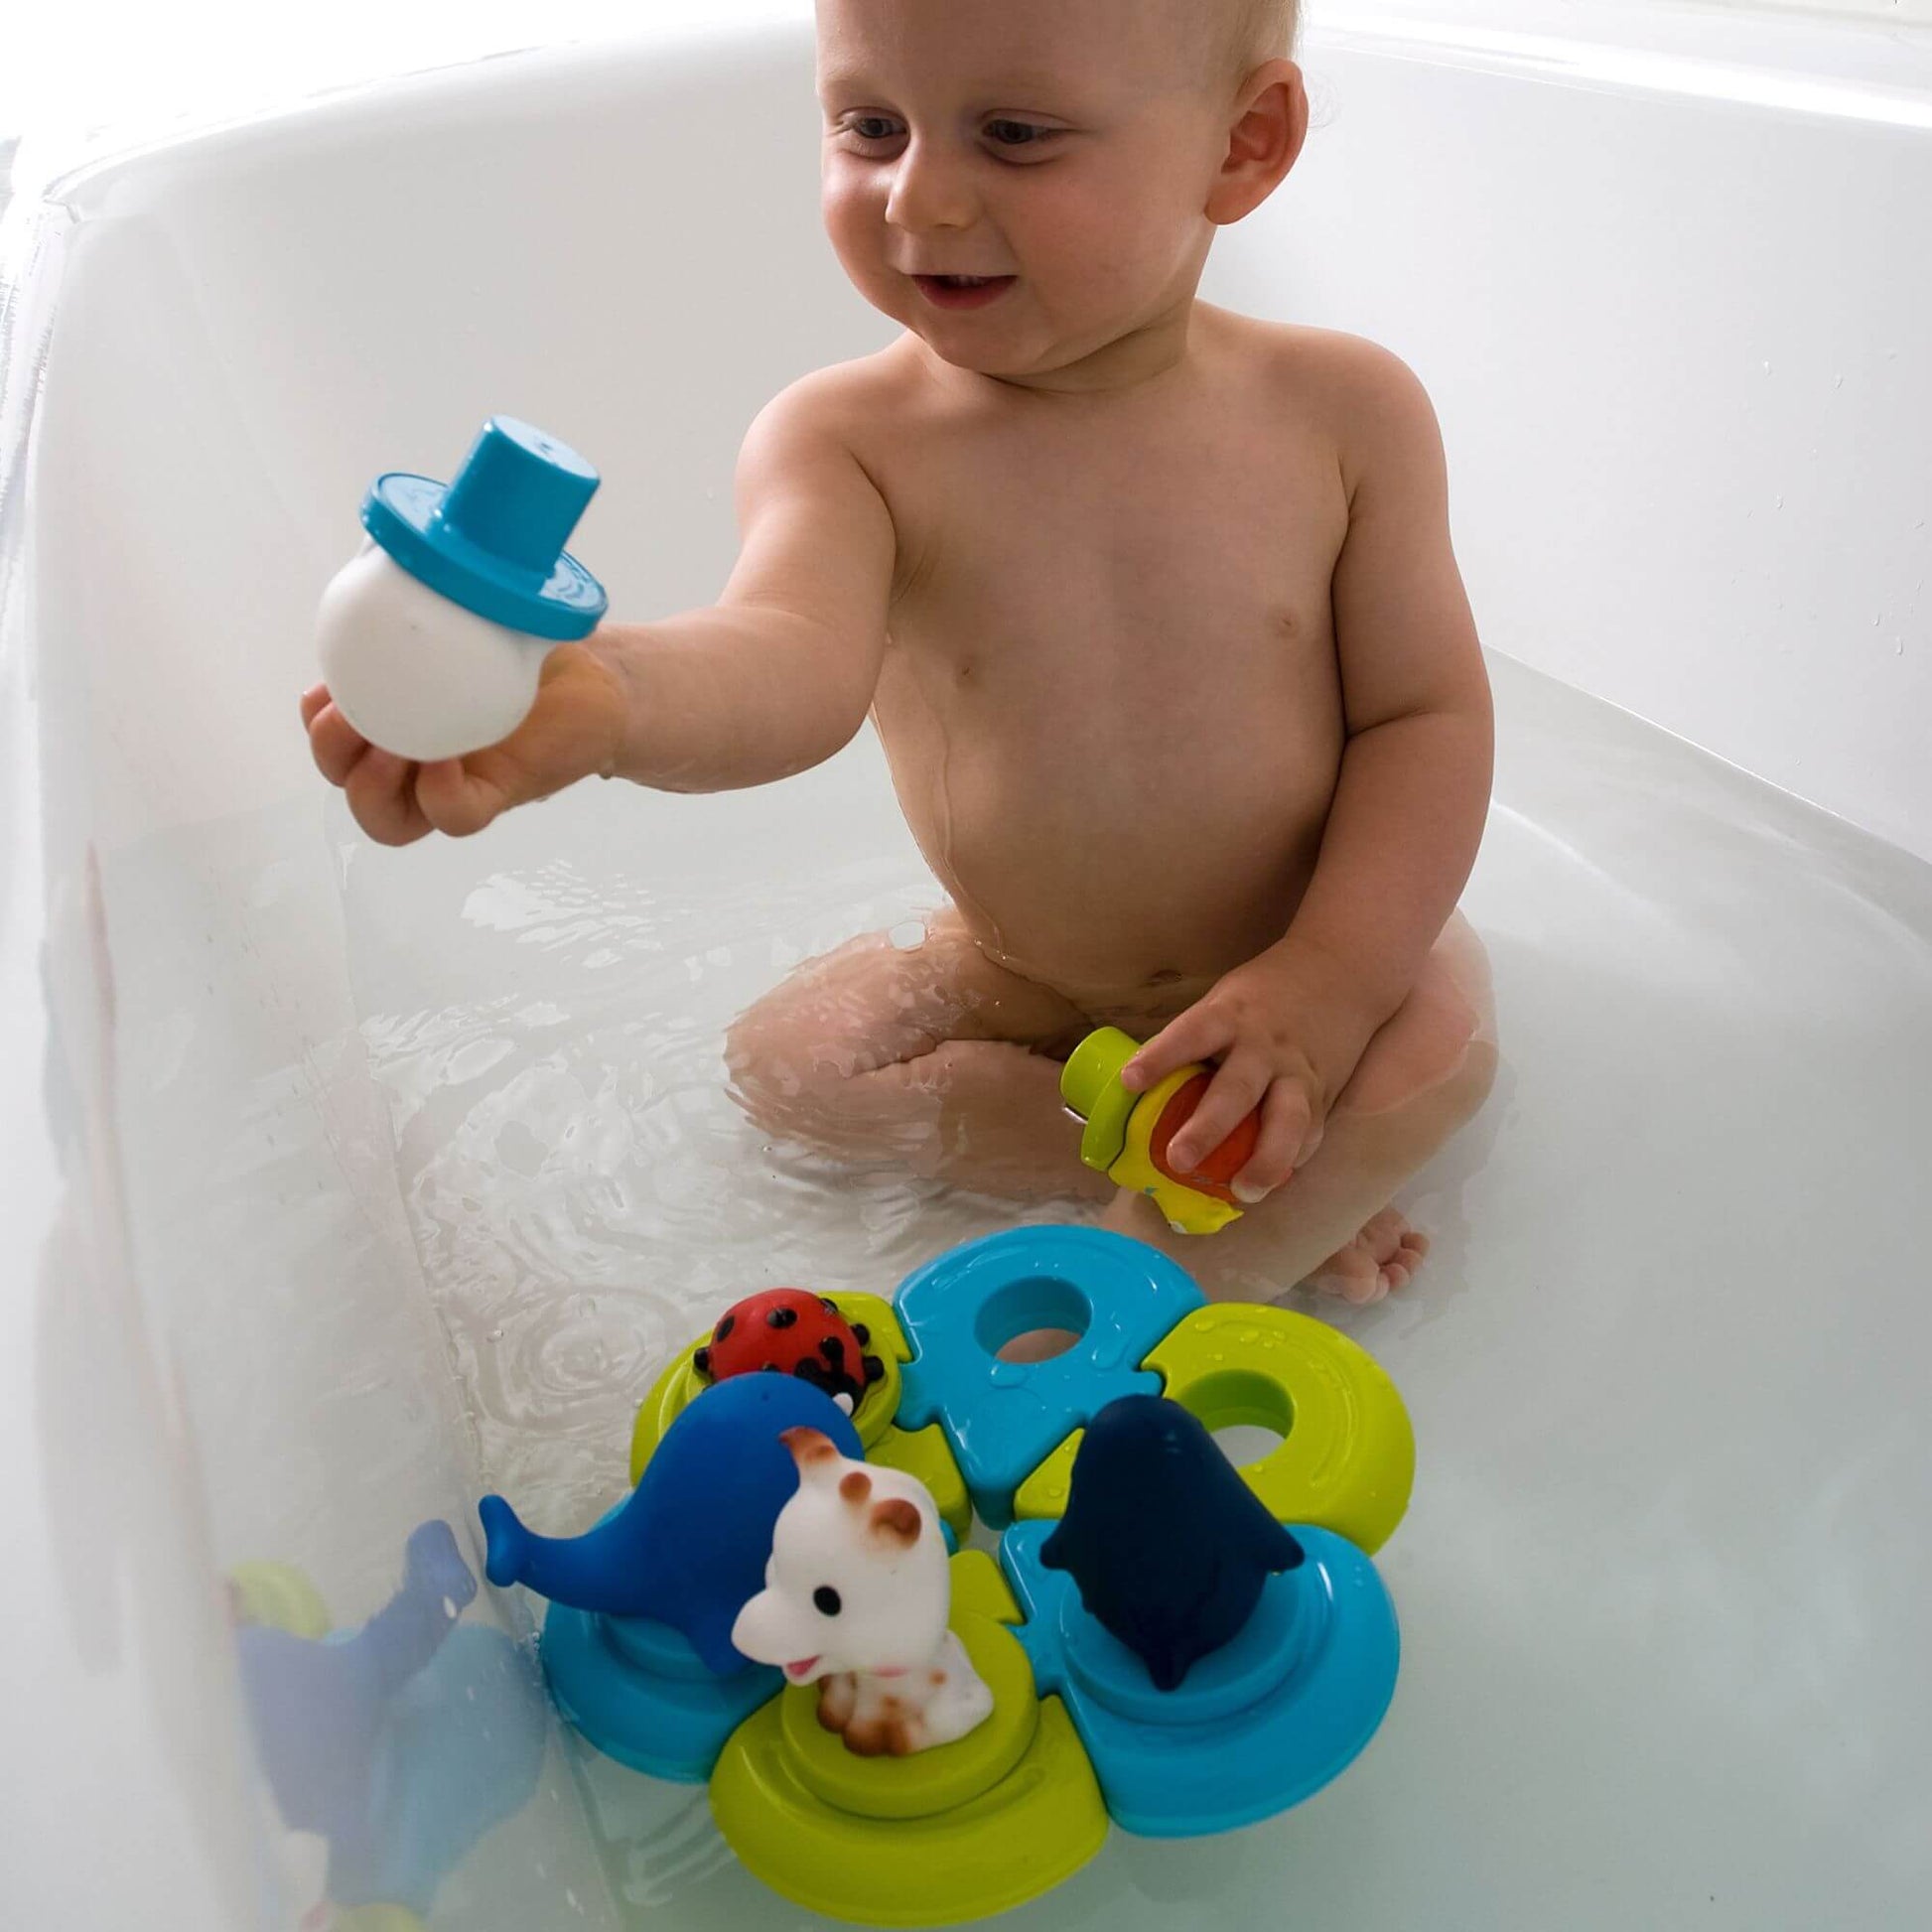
[1119,954,1378,1202]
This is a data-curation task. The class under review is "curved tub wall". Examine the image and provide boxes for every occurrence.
[1248,0,1932,859]
[3,7,1928,1931]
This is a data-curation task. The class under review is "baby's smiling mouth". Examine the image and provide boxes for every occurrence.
[910,273,1019,310]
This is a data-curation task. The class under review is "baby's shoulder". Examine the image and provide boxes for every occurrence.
[1240,319,1448,488]
[754,345,923,439]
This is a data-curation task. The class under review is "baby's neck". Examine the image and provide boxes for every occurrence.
[913,292,1211,405]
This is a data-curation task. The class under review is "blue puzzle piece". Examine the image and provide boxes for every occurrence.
[896,1227,1205,1528]
[541,1603,782,1783]
[1000,1519,1400,1838]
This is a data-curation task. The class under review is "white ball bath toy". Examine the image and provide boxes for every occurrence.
[315,415,607,761]
[732,1426,995,1757]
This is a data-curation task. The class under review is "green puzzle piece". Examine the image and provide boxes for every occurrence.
[1012,1302,1415,1553]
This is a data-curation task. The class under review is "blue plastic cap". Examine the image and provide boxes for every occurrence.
[360,415,609,640]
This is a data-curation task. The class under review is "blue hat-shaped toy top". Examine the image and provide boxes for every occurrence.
[360,415,609,640]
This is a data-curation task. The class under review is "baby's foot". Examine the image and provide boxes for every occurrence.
[1307,1208,1429,1307]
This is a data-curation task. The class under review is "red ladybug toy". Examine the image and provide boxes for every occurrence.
[692,1289,886,1415]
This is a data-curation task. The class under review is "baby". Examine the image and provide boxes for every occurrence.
[303,0,1497,1307]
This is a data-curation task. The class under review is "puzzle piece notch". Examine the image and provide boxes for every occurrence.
[895,1227,1206,1528]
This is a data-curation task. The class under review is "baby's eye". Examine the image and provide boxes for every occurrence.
[841,115,898,144]
[985,120,1057,150]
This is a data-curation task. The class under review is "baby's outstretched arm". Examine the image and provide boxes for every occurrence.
[1122,344,1493,1195]
[303,376,896,843]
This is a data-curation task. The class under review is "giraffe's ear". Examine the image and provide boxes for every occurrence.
[778,1426,841,1482]
[868,1497,920,1548]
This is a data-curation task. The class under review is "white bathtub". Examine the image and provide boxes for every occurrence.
[3,4,1929,1928]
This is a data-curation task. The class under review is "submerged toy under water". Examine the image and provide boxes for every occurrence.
[231,1520,544,1928]
[483,1227,1415,1927]
[1058,1026,1267,1234]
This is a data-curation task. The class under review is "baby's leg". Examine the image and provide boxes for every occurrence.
[725,906,1112,1203]
[1104,912,1498,1305]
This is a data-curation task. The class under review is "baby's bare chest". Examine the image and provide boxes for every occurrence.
[872,404,1351,720]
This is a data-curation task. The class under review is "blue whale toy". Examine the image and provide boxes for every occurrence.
[478,1373,863,1677]
[1039,1393,1305,1692]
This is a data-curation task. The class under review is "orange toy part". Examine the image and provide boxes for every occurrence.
[1147,1072,1266,1205]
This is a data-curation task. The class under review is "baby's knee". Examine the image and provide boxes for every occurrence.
[1332,1022,1497,1149]
[724,998,840,1135]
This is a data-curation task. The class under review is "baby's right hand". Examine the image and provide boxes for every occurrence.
[301,638,627,845]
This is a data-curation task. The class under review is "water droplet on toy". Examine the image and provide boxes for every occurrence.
[487,1326,504,1342]
[1774,495,1783,510]
[1834,373,1845,389]
[890,919,927,951]
[990,1361,1028,1387]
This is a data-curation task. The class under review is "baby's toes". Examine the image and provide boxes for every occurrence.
[1308,1240,1387,1306]
[1378,1229,1432,1296]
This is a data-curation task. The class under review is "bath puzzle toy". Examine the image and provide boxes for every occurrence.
[479,1373,863,1676]
[733,1426,996,1756]
[1038,1394,1306,1692]
[315,414,607,761]
[1059,1026,1268,1234]
[483,1226,1414,1926]
[231,1521,545,1925]
[693,1287,887,1414]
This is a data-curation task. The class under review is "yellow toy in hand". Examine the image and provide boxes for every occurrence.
[1059,1028,1268,1235]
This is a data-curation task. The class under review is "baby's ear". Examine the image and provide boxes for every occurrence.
[867,1497,920,1549]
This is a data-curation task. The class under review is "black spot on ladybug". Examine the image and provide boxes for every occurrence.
[818,1297,840,1315]
[851,1322,871,1346]
[863,1354,886,1385]
[761,1362,781,1373]
[766,1306,799,1329]
[820,1337,847,1366]
[714,1314,736,1343]
[693,1346,712,1378]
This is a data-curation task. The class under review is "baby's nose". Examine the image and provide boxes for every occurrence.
[885,138,979,232]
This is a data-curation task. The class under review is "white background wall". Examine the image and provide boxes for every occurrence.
[6,0,1930,160]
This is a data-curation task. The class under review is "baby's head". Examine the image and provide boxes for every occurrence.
[814,0,1306,387]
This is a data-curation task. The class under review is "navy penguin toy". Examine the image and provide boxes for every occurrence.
[1039,1393,1305,1691]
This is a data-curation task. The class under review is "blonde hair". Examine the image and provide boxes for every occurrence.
[1208,0,1299,88]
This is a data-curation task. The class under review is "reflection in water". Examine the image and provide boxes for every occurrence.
[232,1520,546,1926]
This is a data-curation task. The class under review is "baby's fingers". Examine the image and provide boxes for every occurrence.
[304,691,372,788]
[1232,1082,1314,1201]
[414,754,516,839]
[1166,1052,1269,1173]
[344,748,433,847]
[1121,1006,1228,1095]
